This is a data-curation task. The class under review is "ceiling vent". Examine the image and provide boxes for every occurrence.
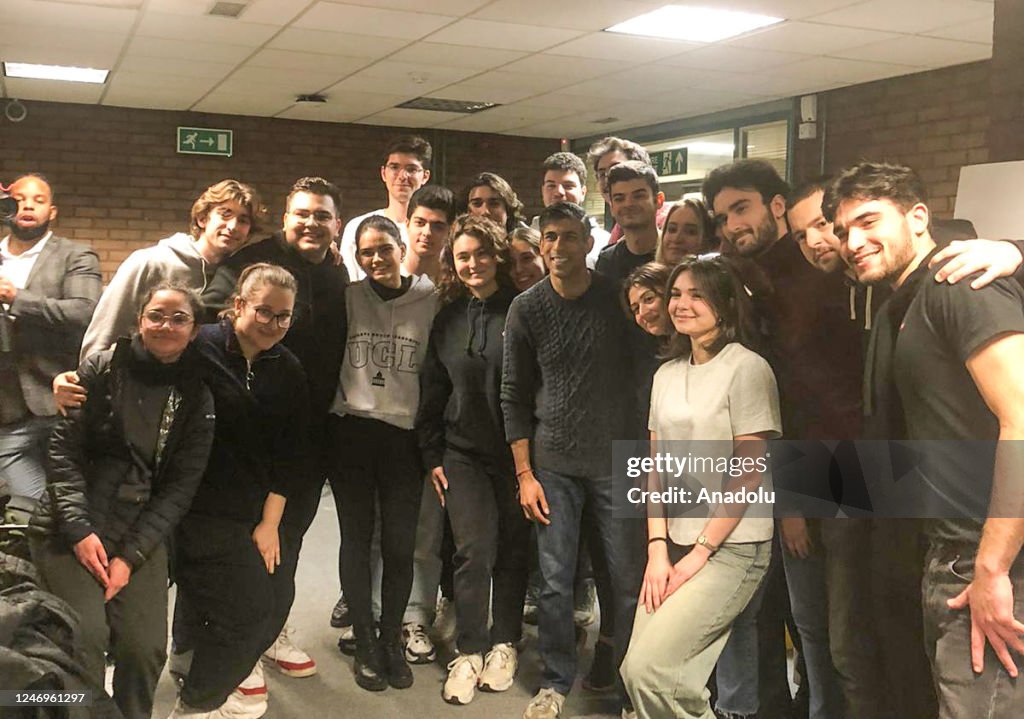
[592,116,620,124]
[296,93,328,103]
[208,1,247,18]
[397,97,499,114]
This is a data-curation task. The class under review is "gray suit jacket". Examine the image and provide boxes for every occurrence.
[4,235,102,417]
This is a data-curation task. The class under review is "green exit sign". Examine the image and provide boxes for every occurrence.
[177,127,233,157]
[650,148,688,177]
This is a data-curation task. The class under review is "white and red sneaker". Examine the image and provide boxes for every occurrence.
[262,623,317,677]
[229,662,268,719]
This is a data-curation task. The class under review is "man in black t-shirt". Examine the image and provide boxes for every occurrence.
[825,161,1024,717]
[595,161,662,286]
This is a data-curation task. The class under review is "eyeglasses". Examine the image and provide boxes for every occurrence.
[142,310,194,329]
[385,163,425,177]
[289,209,336,224]
[251,305,293,329]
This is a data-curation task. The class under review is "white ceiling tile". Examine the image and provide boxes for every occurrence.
[548,32,700,62]
[469,0,662,32]
[830,35,992,67]
[135,12,281,45]
[921,17,993,44]
[330,71,455,98]
[350,60,477,83]
[428,81,538,105]
[685,0,862,21]
[477,102,585,122]
[658,45,807,72]
[2,25,129,55]
[217,65,344,93]
[103,83,211,111]
[426,19,583,52]
[117,55,237,79]
[648,66,783,97]
[274,104,365,123]
[510,119,596,138]
[267,29,410,58]
[356,107,465,127]
[245,49,371,75]
[126,36,255,64]
[449,70,575,94]
[335,0,491,13]
[191,90,297,116]
[809,0,993,34]
[437,113,541,133]
[293,3,456,40]
[499,54,627,83]
[109,70,221,92]
[772,56,920,86]
[511,91,617,111]
[311,89,413,115]
[145,0,309,25]
[728,21,903,55]
[387,43,528,70]
[4,77,104,104]
[3,0,138,32]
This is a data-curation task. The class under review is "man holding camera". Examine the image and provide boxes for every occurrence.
[0,173,101,519]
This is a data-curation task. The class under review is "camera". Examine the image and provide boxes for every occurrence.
[0,183,16,225]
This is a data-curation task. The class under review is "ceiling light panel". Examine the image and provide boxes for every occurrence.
[606,5,784,43]
[3,62,109,83]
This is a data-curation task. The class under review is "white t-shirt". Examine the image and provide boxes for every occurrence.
[339,209,409,282]
[648,342,781,545]
[0,232,51,311]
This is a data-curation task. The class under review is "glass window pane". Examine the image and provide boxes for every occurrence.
[741,120,788,178]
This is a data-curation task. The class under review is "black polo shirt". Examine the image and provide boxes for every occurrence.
[894,271,1024,545]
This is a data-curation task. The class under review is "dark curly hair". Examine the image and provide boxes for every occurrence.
[436,214,515,306]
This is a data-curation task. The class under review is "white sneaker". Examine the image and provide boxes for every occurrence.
[433,596,457,645]
[230,662,268,719]
[621,709,638,719]
[165,693,262,719]
[262,623,317,677]
[402,622,436,664]
[442,653,483,705]
[478,642,517,692]
[522,688,566,719]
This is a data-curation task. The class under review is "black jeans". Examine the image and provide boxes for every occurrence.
[30,537,168,719]
[330,414,423,635]
[443,448,531,654]
[173,514,295,710]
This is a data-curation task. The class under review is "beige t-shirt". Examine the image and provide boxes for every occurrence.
[648,342,781,545]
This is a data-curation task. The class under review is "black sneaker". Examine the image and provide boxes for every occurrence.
[331,595,351,628]
[353,630,387,692]
[379,630,414,690]
[582,637,617,692]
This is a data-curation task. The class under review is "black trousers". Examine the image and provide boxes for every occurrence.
[329,414,423,635]
[30,537,168,719]
[173,514,297,710]
[443,448,531,654]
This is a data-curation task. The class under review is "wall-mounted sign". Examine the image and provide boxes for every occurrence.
[177,127,233,157]
[649,148,688,177]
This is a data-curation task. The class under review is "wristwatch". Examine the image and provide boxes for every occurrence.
[696,534,719,555]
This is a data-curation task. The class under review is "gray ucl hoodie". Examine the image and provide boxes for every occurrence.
[80,233,214,361]
[331,274,437,430]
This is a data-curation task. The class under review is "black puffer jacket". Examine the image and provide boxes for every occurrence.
[29,337,215,569]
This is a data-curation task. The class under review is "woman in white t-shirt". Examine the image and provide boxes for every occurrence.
[621,255,781,719]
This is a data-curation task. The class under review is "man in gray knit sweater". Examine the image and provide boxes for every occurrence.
[501,202,640,719]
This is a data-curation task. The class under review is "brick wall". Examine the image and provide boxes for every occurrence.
[1,101,557,279]
[793,61,991,218]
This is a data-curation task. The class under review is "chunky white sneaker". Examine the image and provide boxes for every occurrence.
[231,662,268,719]
[522,688,566,719]
[442,653,483,705]
[402,622,436,664]
[478,642,517,692]
[165,696,215,718]
[432,596,457,645]
[262,624,317,677]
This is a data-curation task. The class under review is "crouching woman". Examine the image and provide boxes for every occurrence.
[29,282,215,719]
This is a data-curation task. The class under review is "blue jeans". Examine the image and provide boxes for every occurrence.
[0,415,56,503]
[783,522,843,719]
[715,560,768,716]
[534,468,643,700]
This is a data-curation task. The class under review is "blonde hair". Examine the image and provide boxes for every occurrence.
[219,263,297,321]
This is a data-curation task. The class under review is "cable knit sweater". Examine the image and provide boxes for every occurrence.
[501,273,635,477]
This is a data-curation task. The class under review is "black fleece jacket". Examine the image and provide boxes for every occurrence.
[188,320,310,525]
[417,285,516,470]
[31,337,215,569]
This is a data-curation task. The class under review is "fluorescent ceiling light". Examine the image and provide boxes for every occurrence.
[606,5,783,43]
[3,62,109,84]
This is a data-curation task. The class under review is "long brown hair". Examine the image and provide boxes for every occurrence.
[662,255,759,361]
[436,215,514,305]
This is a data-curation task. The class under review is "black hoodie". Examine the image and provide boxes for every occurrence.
[417,285,516,470]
